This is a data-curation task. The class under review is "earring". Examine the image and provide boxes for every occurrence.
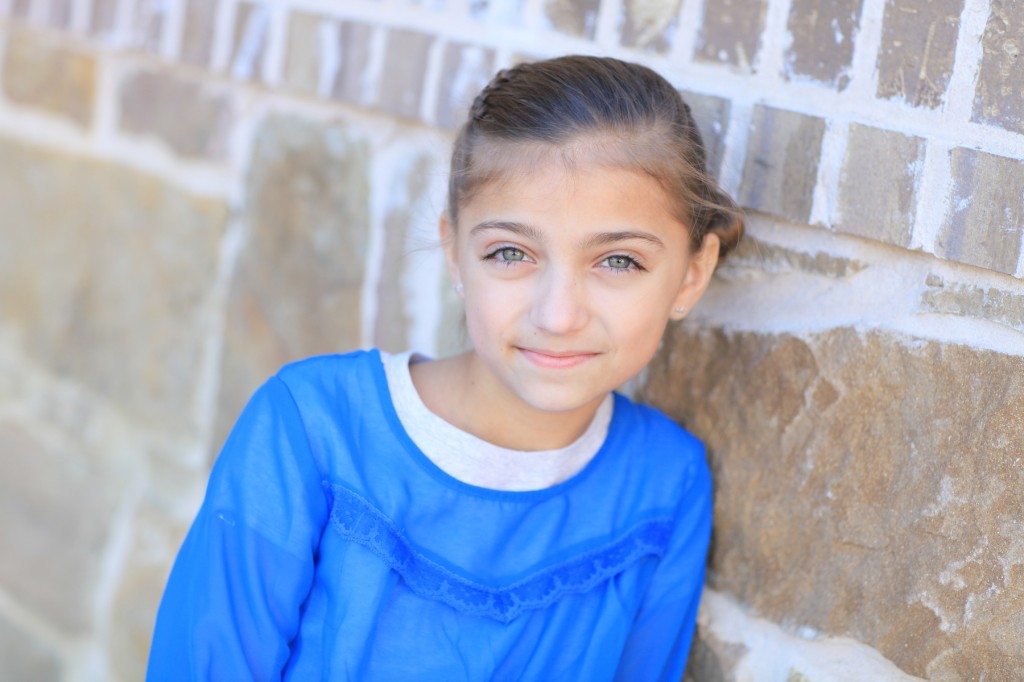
[674,305,687,315]
[455,283,464,297]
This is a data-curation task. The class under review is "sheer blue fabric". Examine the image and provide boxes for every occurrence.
[147,350,712,681]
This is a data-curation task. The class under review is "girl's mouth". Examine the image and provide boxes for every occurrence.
[517,347,599,369]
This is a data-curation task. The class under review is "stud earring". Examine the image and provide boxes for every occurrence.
[673,305,687,315]
[455,283,464,297]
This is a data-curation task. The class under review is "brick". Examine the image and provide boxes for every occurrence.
[330,21,374,106]
[0,611,62,681]
[2,29,95,128]
[129,0,165,53]
[738,105,825,224]
[921,276,1024,331]
[47,0,73,28]
[726,236,868,278]
[935,148,1024,275]
[91,0,118,37]
[544,0,600,39]
[377,29,434,120]
[834,124,924,247]
[621,0,682,53]
[119,68,232,159]
[680,90,730,180]
[10,0,31,19]
[181,0,217,67]
[694,0,768,70]
[972,0,1024,134]
[435,42,495,130]
[470,0,525,23]
[229,2,269,81]
[876,0,962,109]
[784,0,862,89]
[283,12,323,95]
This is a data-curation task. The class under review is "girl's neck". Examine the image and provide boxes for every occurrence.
[410,351,606,451]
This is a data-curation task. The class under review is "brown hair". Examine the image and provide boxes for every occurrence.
[447,55,743,257]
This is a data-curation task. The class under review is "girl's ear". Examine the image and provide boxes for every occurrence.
[669,233,721,320]
[440,212,463,296]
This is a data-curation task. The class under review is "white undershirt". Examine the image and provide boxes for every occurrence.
[381,351,614,492]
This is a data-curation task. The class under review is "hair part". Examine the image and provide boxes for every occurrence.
[448,55,744,258]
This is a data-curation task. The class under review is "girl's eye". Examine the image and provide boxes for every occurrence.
[487,247,528,262]
[602,255,643,271]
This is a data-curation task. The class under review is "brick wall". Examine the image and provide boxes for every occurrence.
[0,0,1020,680]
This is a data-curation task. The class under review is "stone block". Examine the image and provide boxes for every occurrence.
[435,42,495,130]
[972,0,1024,134]
[738,105,825,224]
[921,276,1024,331]
[9,0,31,19]
[544,0,600,38]
[283,11,323,96]
[935,147,1024,275]
[724,236,867,278]
[0,420,126,634]
[129,0,165,52]
[680,90,730,180]
[876,0,962,108]
[330,21,375,106]
[377,29,434,120]
[119,68,231,159]
[91,0,118,38]
[0,611,62,682]
[621,0,682,52]
[834,124,924,247]
[0,135,228,434]
[694,0,768,70]
[470,0,524,23]
[229,1,269,81]
[47,0,72,29]
[642,326,1024,678]
[215,115,372,450]
[784,0,862,89]
[1,28,96,128]
[181,0,217,67]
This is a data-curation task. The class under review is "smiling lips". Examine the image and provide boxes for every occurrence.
[518,347,600,369]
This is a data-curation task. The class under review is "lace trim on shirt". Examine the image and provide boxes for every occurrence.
[323,482,673,623]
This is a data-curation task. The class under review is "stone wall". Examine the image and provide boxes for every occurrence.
[0,0,1020,680]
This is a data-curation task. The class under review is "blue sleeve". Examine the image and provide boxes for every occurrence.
[614,456,713,682]
[147,376,328,681]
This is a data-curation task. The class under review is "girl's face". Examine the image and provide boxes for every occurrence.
[443,156,720,420]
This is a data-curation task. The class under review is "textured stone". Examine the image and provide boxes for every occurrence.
[436,43,495,130]
[834,124,924,247]
[283,12,323,95]
[877,0,962,108]
[680,90,730,180]
[9,0,31,19]
[738,106,825,224]
[683,627,747,682]
[936,147,1024,275]
[181,0,217,67]
[229,2,269,81]
[129,0,165,52]
[0,612,62,682]
[972,0,1024,134]
[91,0,118,37]
[470,0,524,23]
[921,276,1024,331]
[377,29,434,120]
[47,0,72,28]
[215,116,371,449]
[119,68,231,159]
[723,236,868,278]
[330,21,375,106]
[1,28,96,127]
[0,136,228,434]
[0,420,126,634]
[694,0,768,70]
[621,0,681,52]
[642,326,1024,678]
[784,0,862,89]
[544,0,600,38]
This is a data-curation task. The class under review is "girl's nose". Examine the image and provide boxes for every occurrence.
[529,268,590,335]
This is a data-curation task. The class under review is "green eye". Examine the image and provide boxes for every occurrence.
[605,255,634,269]
[499,247,526,261]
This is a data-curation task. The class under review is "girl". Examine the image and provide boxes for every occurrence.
[147,55,743,681]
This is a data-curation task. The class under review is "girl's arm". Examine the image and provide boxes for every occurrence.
[614,457,713,682]
[147,375,328,681]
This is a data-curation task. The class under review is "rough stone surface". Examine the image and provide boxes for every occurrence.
[0,611,62,682]
[738,106,825,224]
[215,115,371,450]
[936,147,1024,275]
[181,0,217,67]
[921,275,1024,331]
[91,0,118,37]
[0,135,228,435]
[642,326,1024,679]
[470,0,524,23]
[834,124,924,247]
[972,0,1024,134]
[722,236,868,278]
[436,42,495,130]
[119,68,231,159]
[1,28,96,127]
[283,12,323,95]
[330,21,375,106]
[9,0,31,19]
[680,90,730,180]
[784,0,862,89]
[694,0,767,70]
[47,0,72,29]
[877,0,962,109]
[621,0,681,52]
[377,29,434,120]
[0,420,126,634]
[544,0,600,39]
[229,2,269,81]
[683,627,747,681]
[129,0,165,52]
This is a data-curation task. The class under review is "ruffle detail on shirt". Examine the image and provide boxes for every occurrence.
[323,482,673,623]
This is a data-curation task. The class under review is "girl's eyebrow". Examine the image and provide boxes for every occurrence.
[469,220,543,241]
[469,221,665,250]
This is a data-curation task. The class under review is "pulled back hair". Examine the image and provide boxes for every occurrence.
[448,55,743,258]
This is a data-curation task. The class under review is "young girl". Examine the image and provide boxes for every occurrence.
[147,55,743,681]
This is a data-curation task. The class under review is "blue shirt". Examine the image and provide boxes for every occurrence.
[147,350,712,681]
